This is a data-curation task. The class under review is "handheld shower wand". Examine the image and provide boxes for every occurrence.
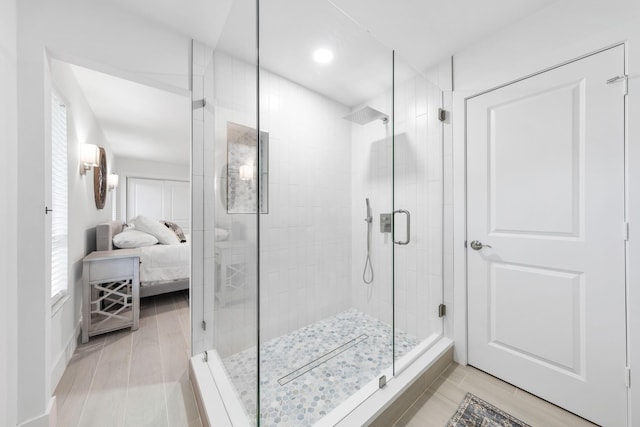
[363,198,374,284]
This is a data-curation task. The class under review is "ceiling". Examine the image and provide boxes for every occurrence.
[70,64,191,165]
[214,0,558,106]
[103,0,557,75]
[71,0,558,165]
[329,0,559,72]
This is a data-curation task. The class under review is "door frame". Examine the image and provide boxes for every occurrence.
[452,43,630,420]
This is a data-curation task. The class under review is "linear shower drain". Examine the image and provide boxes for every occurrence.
[277,334,369,386]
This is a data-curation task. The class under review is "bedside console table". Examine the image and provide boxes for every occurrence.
[215,240,250,305]
[82,249,140,343]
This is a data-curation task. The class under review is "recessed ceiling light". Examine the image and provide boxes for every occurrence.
[313,48,333,64]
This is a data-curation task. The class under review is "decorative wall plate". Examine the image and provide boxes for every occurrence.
[94,147,107,209]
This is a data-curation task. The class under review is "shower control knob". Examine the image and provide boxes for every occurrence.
[470,240,492,251]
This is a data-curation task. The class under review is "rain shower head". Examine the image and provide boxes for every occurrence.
[343,106,389,125]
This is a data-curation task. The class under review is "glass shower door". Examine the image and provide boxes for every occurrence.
[392,54,445,367]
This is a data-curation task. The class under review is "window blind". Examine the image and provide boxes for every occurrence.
[51,94,68,303]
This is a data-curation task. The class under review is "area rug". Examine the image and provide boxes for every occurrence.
[446,393,531,427]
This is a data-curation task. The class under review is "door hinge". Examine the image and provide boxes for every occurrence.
[203,350,209,363]
[201,320,207,331]
[623,222,630,241]
[438,304,447,318]
[379,375,387,389]
[625,367,631,388]
[607,75,628,96]
[438,108,447,122]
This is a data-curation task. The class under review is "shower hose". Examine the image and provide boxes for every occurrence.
[363,199,374,284]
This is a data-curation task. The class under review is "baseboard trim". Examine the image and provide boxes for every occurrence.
[18,396,56,427]
[51,321,81,393]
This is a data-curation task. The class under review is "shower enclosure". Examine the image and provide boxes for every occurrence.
[190,0,446,424]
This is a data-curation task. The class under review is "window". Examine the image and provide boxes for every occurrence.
[51,94,68,304]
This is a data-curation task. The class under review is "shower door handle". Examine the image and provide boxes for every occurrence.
[393,209,410,245]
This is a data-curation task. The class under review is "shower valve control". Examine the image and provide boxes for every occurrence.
[380,214,392,233]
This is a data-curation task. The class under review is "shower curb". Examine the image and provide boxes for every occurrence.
[332,337,454,426]
[370,346,454,426]
[190,337,454,426]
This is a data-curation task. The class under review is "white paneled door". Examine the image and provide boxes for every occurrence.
[126,177,190,233]
[467,45,627,427]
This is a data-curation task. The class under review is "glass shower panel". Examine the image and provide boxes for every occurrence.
[205,0,259,423]
[392,55,444,364]
[258,1,394,425]
[198,1,445,425]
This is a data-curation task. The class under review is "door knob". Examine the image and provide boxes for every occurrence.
[470,240,492,251]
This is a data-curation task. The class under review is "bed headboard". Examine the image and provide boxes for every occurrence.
[96,221,123,251]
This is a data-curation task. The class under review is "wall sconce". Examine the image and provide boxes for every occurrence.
[107,173,119,191]
[239,164,253,181]
[80,144,99,175]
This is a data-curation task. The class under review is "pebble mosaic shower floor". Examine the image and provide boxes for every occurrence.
[222,308,419,426]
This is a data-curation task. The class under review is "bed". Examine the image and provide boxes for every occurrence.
[96,220,190,298]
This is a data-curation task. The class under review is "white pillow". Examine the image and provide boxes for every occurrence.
[215,228,230,241]
[130,215,180,245]
[113,229,158,249]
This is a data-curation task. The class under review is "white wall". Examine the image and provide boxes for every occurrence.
[1,0,18,425]
[16,0,191,423]
[450,1,640,424]
[115,156,190,181]
[49,60,116,392]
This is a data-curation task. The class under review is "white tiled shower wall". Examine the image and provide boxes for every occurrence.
[350,73,444,341]
[195,48,445,358]
[349,93,394,326]
[210,51,352,356]
[257,66,353,344]
[209,51,259,359]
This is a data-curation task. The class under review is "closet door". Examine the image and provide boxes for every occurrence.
[126,177,164,221]
[163,180,190,233]
[467,45,627,426]
[126,178,189,232]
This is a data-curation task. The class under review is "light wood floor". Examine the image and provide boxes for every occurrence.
[54,290,201,427]
[55,293,600,427]
[393,362,599,427]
